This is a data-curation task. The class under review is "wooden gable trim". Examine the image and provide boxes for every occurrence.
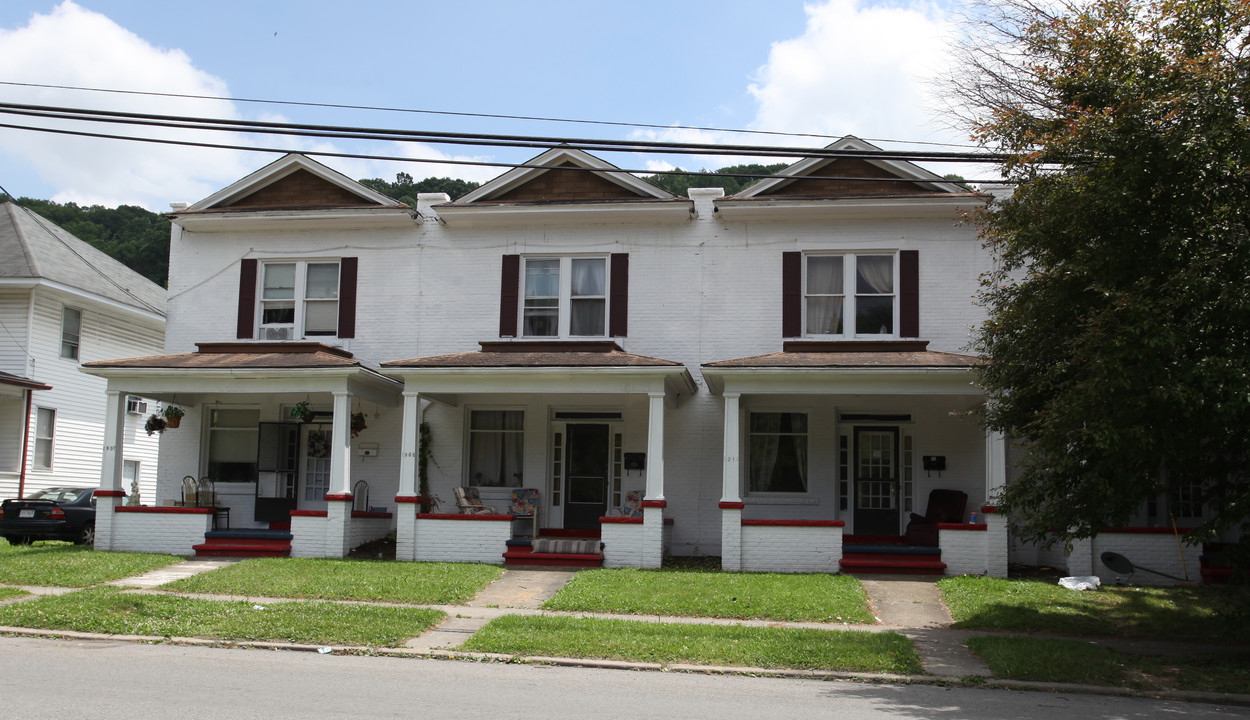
[492,162,651,203]
[224,169,376,209]
[754,158,939,198]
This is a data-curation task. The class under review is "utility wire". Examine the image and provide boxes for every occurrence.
[0,101,1010,163]
[0,79,986,151]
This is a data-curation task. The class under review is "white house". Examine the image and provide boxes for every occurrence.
[81,141,1203,582]
[0,202,165,517]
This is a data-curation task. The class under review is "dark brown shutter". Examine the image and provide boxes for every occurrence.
[337,257,358,338]
[237,258,257,339]
[782,251,802,338]
[499,254,520,337]
[609,253,629,337]
[900,250,919,338]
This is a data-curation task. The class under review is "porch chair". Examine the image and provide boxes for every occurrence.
[180,475,198,506]
[612,490,643,518]
[904,489,968,547]
[353,481,369,512]
[195,476,217,508]
[453,486,498,514]
[509,488,539,538]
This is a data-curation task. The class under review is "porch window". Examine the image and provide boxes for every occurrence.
[259,261,340,339]
[803,253,896,337]
[34,407,55,469]
[208,408,259,483]
[468,410,524,487]
[60,307,81,359]
[748,412,808,493]
[523,257,607,338]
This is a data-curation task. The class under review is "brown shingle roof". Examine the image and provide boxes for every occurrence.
[383,341,684,369]
[704,341,983,369]
[82,342,361,370]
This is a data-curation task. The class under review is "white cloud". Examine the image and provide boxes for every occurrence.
[0,2,259,209]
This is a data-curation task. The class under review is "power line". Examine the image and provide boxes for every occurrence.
[0,120,1011,186]
[0,79,986,151]
[0,101,1010,164]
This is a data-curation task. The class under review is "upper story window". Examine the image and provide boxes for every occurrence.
[259,261,340,340]
[748,412,808,494]
[523,256,608,338]
[34,407,55,469]
[804,253,896,337]
[60,306,82,359]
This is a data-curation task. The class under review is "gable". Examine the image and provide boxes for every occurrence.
[752,157,940,198]
[491,162,650,203]
[222,169,377,209]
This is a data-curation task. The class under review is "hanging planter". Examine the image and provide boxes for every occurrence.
[163,404,185,429]
[291,400,315,423]
[144,413,167,436]
[350,411,368,438]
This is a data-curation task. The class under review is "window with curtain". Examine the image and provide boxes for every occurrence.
[468,410,524,487]
[34,407,55,469]
[60,307,81,360]
[259,260,340,338]
[748,412,808,493]
[522,257,608,338]
[804,253,895,337]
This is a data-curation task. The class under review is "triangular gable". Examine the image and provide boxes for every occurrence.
[188,154,406,211]
[733,136,967,198]
[456,147,674,204]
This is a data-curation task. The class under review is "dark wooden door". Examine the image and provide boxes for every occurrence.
[852,427,901,536]
[563,424,609,530]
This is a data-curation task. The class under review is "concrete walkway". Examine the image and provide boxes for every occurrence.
[857,574,992,677]
[408,568,577,652]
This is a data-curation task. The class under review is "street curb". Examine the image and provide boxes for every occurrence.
[1,625,1248,707]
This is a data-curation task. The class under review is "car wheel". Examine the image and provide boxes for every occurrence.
[76,523,96,546]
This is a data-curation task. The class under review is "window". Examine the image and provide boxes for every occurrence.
[259,261,340,339]
[522,257,608,338]
[805,253,895,337]
[468,410,524,486]
[60,307,81,359]
[208,408,259,483]
[748,412,808,493]
[34,407,55,469]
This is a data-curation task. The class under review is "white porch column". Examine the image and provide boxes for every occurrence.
[985,429,1007,503]
[720,393,743,571]
[330,391,353,496]
[645,392,665,501]
[395,391,422,562]
[99,390,125,492]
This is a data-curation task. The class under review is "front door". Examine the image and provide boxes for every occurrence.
[255,422,297,523]
[563,423,609,530]
[300,424,332,512]
[853,427,901,536]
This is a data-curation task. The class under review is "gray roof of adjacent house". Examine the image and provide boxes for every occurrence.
[0,202,166,316]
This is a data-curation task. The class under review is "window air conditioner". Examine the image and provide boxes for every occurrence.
[262,326,293,341]
[126,396,147,414]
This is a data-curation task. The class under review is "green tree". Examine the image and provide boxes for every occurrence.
[950,0,1250,543]
[358,173,480,206]
[640,163,788,196]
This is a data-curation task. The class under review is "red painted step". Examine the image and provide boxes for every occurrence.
[503,542,603,568]
[194,534,292,558]
[839,556,947,575]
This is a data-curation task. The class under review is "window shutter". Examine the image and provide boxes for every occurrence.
[337,257,358,338]
[781,251,802,338]
[237,259,257,339]
[900,250,919,338]
[499,254,520,337]
[609,253,629,337]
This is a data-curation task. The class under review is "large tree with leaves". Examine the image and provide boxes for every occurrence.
[950,0,1250,543]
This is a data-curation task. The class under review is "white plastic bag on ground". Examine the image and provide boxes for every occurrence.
[1058,575,1101,591]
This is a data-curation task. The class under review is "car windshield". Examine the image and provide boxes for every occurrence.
[25,488,89,503]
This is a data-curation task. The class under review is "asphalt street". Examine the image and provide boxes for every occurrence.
[1,636,1244,720]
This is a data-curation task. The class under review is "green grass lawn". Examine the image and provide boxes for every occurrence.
[0,587,28,601]
[939,576,1250,644]
[463,615,922,673]
[543,569,874,623]
[163,557,502,604]
[966,635,1250,693]
[0,586,444,647]
[0,540,182,587]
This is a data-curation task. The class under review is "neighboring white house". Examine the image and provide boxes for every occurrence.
[0,202,165,507]
[83,141,1204,583]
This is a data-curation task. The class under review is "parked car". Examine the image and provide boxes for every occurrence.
[0,487,96,545]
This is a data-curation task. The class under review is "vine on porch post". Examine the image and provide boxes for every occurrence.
[418,421,432,513]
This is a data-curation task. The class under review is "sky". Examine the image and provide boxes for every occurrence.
[0,0,993,211]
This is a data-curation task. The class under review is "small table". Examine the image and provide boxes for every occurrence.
[212,507,230,530]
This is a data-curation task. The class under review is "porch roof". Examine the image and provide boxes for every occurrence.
[79,342,402,405]
[701,341,984,396]
[0,370,52,399]
[380,341,696,405]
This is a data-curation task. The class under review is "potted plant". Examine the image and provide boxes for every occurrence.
[162,404,185,428]
[291,400,315,423]
[144,413,167,436]
[350,411,367,438]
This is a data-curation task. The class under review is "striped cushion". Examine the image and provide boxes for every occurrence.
[531,539,600,555]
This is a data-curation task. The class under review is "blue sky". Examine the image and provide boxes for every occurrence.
[0,0,988,210]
